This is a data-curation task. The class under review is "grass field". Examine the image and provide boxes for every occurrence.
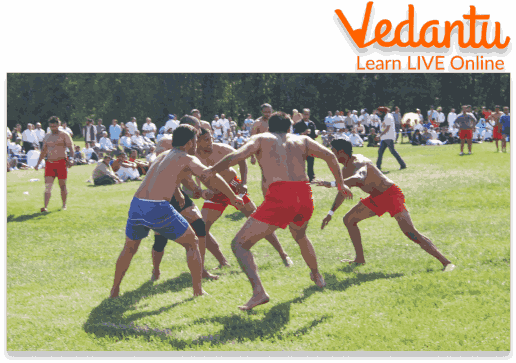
[6,141,510,352]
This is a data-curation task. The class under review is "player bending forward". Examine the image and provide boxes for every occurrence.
[203,112,351,310]
[110,125,243,298]
[317,139,455,272]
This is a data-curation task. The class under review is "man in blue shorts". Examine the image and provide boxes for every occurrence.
[500,106,510,153]
[110,124,244,298]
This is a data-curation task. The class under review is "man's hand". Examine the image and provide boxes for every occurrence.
[250,155,256,165]
[321,215,332,230]
[314,180,332,188]
[176,190,186,209]
[338,183,353,199]
[192,187,203,199]
[202,189,214,200]
[201,167,216,181]
[232,195,245,209]
[236,183,248,195]
[67,159,73,168]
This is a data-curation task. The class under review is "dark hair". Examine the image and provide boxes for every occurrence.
[172,124,199,147]
[268,112,291,133]
[331,139,353,157]
[48,116,60,124]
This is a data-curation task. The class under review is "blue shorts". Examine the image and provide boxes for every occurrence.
[125,197,189,241]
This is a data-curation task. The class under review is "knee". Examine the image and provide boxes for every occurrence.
[60,185,67,192]
[153,234,168,253]
[231,237,245,254]
[343,214,357,227]
[191,219,206,237]
[45,183,53,193]
[125,243,140,255]
[404,230,420,244]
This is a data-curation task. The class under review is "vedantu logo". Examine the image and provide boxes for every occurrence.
[335,2,510,49]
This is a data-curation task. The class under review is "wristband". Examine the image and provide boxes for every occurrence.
[330,181,336,187]
[328,210,334,216]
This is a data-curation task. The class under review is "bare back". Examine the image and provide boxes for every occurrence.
[134,149,201,201]
[44,131,72,162]
[255,133,310,189]
[343,154,394,196]
[196,143,237,183]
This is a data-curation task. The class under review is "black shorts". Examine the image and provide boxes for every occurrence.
[502,126,510,136]
[170,189,194,213]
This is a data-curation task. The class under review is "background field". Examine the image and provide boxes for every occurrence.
[6,141,510,352]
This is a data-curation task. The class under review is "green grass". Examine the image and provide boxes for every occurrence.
[7,141,510,351]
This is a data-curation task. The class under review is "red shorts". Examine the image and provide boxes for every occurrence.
[493,127,503,140]
[202,177,251,212]
[459,130,473,140]
[251,181,313,229]
[44,159,68,180]
[361,184,406,217]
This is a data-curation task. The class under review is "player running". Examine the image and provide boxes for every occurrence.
[317,139,455,272]
[110,124,243,298]
[35,116,74,212]
[203,112,350,310]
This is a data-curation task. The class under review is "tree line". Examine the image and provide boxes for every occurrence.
[7,73,510,133]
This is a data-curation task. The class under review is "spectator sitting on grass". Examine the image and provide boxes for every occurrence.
[129,150,150,175]
[8,140,22,154]
[349,129,364,147]
[130,130,149,155]
[146,145,157,164]
[92,155,123,185]
[367,128,379,147]
[120,130,135,154]
[82,142,99,162]
[99,131,117,156]
[355,121,366,138]
[425,127,443,145]
[235,131,246,148]
[411,129,424,146]
[111,152,141,181]
[26,145,45,169]
[73,145,88,165]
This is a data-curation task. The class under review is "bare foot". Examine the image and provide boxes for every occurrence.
[62,205,67,211]
[40,207,48,213]
[150,269,160,282]
[194,289,209,297]
[443,263,456,272]
[212,263,231,270]
[238,292,270,311]
[202,270,219,280]
[282,256,294,267]
[109,286,120,299]
[310,271,326,288]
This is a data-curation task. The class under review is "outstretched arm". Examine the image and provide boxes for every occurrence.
[207,136,260,177]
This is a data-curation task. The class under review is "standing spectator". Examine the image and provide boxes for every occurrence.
[447,108,457,132]
[92,155,123,185]
[211,115,223,140]
[376,106,407,171]
[109,119,122,147]
[292,109,303,124]
[83,119,97,145]
[292,108,318,182]
[126,117,138,136]
[120,122,126,133]
[95,119,106,142]
[324,111,334,132]
[34,122,46,150]
[369,110,381,132]
[358,109,370,134]
[367,128,379,147]
[219,113,230,138]
[436,107,446,128]
[427,105,438,123]
[500,106,510,153]
[164,114,179,133]
[392,106,402,143]
[228,116,237,135]
[343,110,354,131]
[244,114,254,133]
[351,110,359,125]
[62,122,73,137]
[99,131,117,156]
[22,123,38,152]
[142,117,157,141]
[416,108,424,123]
[455,105,477,155]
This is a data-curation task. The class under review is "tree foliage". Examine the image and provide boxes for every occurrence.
[7,73,510,132]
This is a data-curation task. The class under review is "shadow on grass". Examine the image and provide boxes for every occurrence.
[7,212,49,223]
[224,210,246,221]
[83,270,401,349]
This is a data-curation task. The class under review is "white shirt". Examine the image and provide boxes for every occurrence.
[349,134,364,146]
[131,135,145,147]
[351,114,359,124]
[34,128,46,142]
[220,118,230,134]
[100,137,114,150]
[27,150,43,168]
[82,147,95,160]
[333,115,345,129]
[164,120,179,133]
[47,126,64,133]
[437,112,446,124]
[359,113,370,126]
[380,113,396,140]
[430,130,438,140]
[120,136,132,148]
[142,122,157,138]
[414,123,424,132]
[63,127,73,135]
[428,110,439,121]
[324,116,334,126]
[212,120,222,136]
[417,113,424,122]
[126,121,138,135]
[8,142,22,154]
[7,127,12,139]
[447,112,457,128]
[22,129,38,143]
[146,153,157,163]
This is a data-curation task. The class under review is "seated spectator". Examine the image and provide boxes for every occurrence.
[146,146,157,164]
[355,121,366,138]
[120,130,136,154]
[73,145,88,165]
[111,152,141,181]
[82,142,99,162]
[367,129,379,147]
[92,155,123,185]
[429,126,438,140]
[235,132,246,148]
[8,141,22,154]
[411,130,423,146]
[26,146,45,169]
[12,124,23,146]
[348,129,364,147]
[99,131,117,156]
[421,129,432,144]
[320,130,330,147]
[142,117,157,141]
[423,120,433,130]
[129,150,150,175]
[438,128,449,144]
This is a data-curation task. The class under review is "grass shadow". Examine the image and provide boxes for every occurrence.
[224,210,246,221]
[7,212,49,223]
[324,270,404,292]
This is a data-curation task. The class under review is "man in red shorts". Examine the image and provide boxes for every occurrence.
[489,105,504,152]
[454,105,477,155]
[317,139,455,272]
[203,112,350,310]
[35,116,74,212]
[196,126,293,268]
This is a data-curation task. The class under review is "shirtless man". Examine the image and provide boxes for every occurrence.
[249,103,273,166]
[110,124,243,298]
[317,139,455,272]
[196,127,293,267]
[203,112,350,310]
[191,109,213,135]
[35,116,74,212]
[488,105,504,152]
